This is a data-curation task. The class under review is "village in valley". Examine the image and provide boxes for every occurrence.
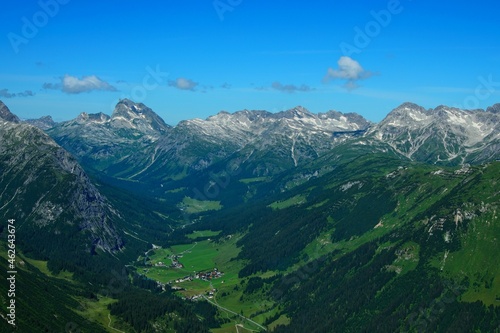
[139,239,226,301]
[132,232,273,331]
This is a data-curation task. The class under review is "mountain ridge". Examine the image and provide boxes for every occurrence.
[21,99,498,212]
[0,114,124,254]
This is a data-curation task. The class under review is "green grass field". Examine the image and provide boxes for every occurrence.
[269,194,307,210]
[19,254,74,281]
[136,234,275,331]
[187,229,222,240]
[442,210,500,305]
[75,296,131,333]
[239,177,270,184]
[181,196,223,214]
[140,236,242,290]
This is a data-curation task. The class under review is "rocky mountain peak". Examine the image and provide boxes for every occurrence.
[25,115,57,130]
[277,106,313,119]
[111,99,170,133]
[390,102,428,116]
[112,99,158,121]
[76,112,110,123]
[378,102,431,127]
[486,103,500,114]
[112,99,146,119]
[0,100,21,123]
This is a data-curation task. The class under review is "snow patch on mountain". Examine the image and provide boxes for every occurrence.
[368,102,500,164]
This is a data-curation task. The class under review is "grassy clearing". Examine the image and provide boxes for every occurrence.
[386,241,420,276]
[187,230,222,240]
[181,196,222,214]
[307,199,329,210]
[75,296,125,332]
[165,187,186,193]
[19,255,74,281]
[141,236,242,289]
[239,177,270,184]
[443,210,500,305]
[268,315,290,331]
[269,194,307,210]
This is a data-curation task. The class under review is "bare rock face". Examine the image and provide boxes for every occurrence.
[0,100,21,123]
[367,102,500,164]
[0,106,124,254]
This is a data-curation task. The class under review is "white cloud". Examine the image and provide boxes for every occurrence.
[62,75,117,94]
[168,77,198,91]
[324,56,375,90]
[43,75,117,94]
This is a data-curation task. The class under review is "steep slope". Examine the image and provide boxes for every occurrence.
[269,160,500,332]
[0,105,124,256]
[0,100,20,123]
[179,153,500,332]
[0,256,108,332]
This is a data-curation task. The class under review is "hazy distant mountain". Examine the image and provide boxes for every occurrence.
[25,115,57,130]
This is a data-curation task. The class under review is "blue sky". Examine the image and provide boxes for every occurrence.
[1,0,499,125]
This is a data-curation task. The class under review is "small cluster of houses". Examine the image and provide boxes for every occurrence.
[174,275,193,283]
[187,289,216,301]
[195,268,223,281]
[152,255,184,268]
[170,255,184,269]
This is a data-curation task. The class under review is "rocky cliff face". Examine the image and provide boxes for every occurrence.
[0,103,123,253]
[0,100,20,123]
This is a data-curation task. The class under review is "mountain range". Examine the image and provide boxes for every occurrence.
[41,99,500,209]
[42,100,500,179]
[1,98,499,332]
